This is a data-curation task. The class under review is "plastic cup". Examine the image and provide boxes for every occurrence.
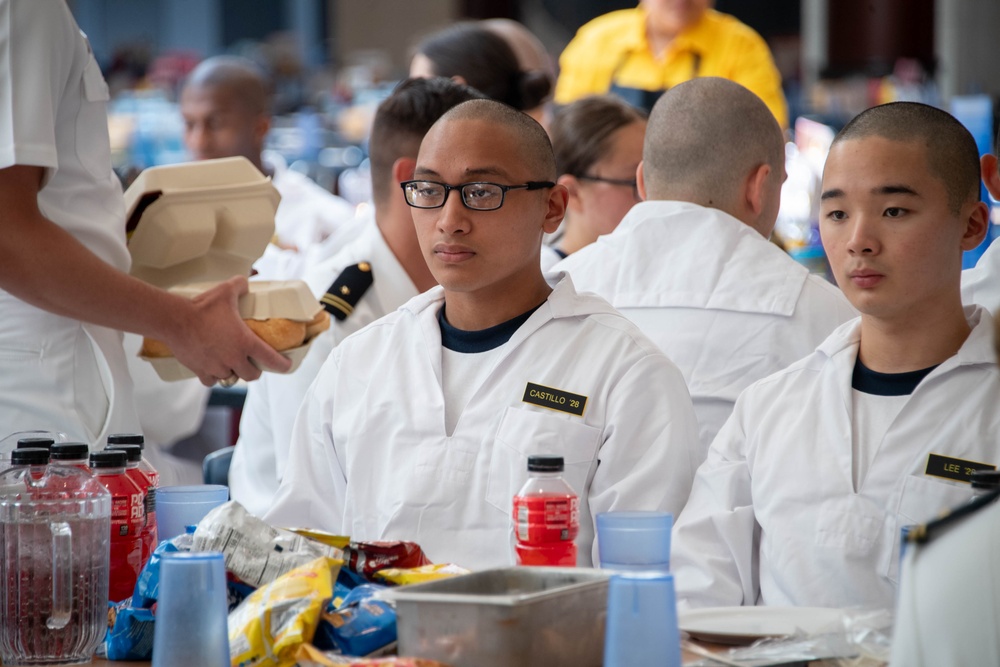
[155,485,228,542]
[596,511,673,571]
[152,552,230,667]
[603,572,681,667]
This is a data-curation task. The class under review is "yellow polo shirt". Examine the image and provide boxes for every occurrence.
[555,8,788,128]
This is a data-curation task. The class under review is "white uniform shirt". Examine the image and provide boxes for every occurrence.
[961,239,1000,316]
[891,498,1000,666]
[672,307,1000,610]
[230,220,419,517]
[555,201,857,451]
[265,273,701,569]
[251,152,361,281]
[0,0,139,443]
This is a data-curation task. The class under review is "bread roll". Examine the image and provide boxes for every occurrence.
[140,317,307,358]
[244,318,307,351]
[305,310,331,339]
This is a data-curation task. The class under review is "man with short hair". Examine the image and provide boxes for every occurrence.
[557,78,855,452]
[672,102,1000,610]
[266,100,700,569]
[230,78,483,516]
[961,125,1000,313]
[180,56,357,276]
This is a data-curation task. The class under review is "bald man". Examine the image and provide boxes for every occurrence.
[556,78,856,452]
[266,100,700,569]
[180,56,357,279]
[672,102,999,610]
[229,77,483,517]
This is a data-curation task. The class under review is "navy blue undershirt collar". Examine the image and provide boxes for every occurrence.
[852,357,939,396]
[438,303,543,353]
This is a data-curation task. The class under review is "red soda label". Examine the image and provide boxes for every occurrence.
[513,493,580,545]
[96,472,144,602]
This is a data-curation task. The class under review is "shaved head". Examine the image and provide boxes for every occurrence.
[181,56,272,167]
[184,56,270,116]
[642,77,784,209]
[832,102,981,213]
[435,99,556,180]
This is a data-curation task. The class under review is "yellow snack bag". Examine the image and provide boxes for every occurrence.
[372,563,470,586]
[288,528,351,550]
[228,556,341,667]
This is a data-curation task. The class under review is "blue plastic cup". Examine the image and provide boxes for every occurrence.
[155,485,228,543]
[152,552,230,667]
[596,511,673,571]
[604,572,681,667]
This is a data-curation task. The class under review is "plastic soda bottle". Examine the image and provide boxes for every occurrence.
[107,443,157,566]
[48,442,91,471]
[513,455,579,566]
[90,450,144,602]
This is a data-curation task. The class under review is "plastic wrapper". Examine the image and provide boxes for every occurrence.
[131,530,193,608]
[372,563,469,586]
[684,608,893,667]
[293,644,450,667]
[313,585,397,657]
[227,556,342,667]
[193,501,342,588]
[342,541,431,580]
[105,599,156,661]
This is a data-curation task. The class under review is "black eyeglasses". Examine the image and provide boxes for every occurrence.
[579,174,639,198]
[401,180,555,211]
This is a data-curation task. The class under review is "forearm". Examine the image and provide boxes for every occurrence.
[0,211,192,340]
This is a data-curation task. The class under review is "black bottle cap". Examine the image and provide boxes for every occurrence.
[49,442,91,461]
[527,455,564,472]
[16,437,55,450]
[89,450,127,469]
[107,433,145,449]
[11,448,50,466]
[970,469,1000,490]
[106,444,142,463]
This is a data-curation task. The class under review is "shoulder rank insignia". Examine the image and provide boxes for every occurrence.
[322,262,373,321]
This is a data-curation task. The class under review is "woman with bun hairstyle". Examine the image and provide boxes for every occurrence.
[549,95,647,259]
[410,22,553,126]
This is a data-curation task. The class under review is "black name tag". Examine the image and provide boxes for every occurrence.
[925,453,996,483]
[522,382,587,417]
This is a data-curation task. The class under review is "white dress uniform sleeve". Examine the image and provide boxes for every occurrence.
[228,365,279,518]
[586,353,701,565]
[672,397,760,608]
[0,0,71,171]
[264,355,347,533]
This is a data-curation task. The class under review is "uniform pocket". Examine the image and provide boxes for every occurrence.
[485,407,601,514]
[75,54,113,180]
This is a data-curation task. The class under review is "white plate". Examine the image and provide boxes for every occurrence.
[679,606,847,645]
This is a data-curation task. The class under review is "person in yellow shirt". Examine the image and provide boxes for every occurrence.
[555,0,788,128]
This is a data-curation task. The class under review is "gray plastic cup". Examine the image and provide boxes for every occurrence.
[604,572,681,666]
[152,552,230,667]
[155,485,228,543]
[596,511,673,571]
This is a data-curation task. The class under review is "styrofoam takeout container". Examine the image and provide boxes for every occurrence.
[123,157,322,381]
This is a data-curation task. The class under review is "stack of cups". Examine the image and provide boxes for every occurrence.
[152,552,230,667]
[597,511,681,667]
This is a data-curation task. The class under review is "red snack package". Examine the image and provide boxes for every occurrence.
[343,542,431,579]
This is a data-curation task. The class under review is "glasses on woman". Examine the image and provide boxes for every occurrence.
[401,180,555,211]
[578,174,640,199]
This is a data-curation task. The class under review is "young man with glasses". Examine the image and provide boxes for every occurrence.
[266,99,700,569]
[556,78,856,452]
